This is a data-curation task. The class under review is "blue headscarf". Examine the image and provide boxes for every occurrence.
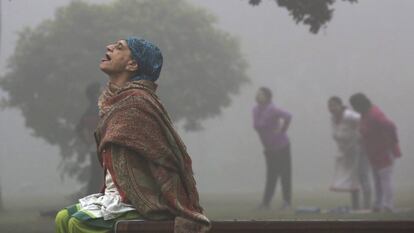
[125,37,163,82]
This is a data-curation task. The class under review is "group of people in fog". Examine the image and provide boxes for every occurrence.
[52,32,403,232]
[253,88,401,213]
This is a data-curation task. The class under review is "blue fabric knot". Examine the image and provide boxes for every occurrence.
[125,37,163,82]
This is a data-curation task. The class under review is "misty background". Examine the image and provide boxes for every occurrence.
[0,0,413,205]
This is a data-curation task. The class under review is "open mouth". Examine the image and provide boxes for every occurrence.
[101,53,112,62]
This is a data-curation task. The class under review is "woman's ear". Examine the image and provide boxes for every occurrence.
[127,60,139,73]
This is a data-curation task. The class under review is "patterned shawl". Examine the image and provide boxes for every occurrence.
[95,80,210,233]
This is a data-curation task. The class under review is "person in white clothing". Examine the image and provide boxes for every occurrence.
[327,96,371,210]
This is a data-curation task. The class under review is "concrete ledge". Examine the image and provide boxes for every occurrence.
[114,220,414,233]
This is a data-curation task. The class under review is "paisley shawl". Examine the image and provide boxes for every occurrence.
[95,80,210,232]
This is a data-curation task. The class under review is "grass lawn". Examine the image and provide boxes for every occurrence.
[1,188,413,233]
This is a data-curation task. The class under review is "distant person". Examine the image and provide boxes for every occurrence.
[327,96,371,210]
[253,87,292,210]
[350,93,401,212]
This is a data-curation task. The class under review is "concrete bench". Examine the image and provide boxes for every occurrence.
[114,220,414,233]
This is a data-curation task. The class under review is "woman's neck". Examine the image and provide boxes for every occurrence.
[108,73,132,88]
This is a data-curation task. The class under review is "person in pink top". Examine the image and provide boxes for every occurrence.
[349,93,402,212]
[253,87,292,210]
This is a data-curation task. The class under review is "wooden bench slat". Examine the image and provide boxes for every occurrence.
[114,220,414,233]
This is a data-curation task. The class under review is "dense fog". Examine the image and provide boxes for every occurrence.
[0,0,413,215]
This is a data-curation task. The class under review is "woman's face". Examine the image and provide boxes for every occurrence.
[328,100,343,116]
[256,89,269,105]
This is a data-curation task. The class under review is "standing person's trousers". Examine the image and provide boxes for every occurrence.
[357,153,372,209]
[372,164,394,211]
[262,144,292,207]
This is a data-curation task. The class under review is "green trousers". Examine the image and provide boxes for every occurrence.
[55,209,109,233]
[55,204,141,233]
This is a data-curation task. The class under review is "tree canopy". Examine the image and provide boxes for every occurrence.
[248,0,358,34]
[0,0,248,188]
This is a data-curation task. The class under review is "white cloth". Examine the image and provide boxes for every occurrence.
[78,170,135,220]
[330,109,361,192]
